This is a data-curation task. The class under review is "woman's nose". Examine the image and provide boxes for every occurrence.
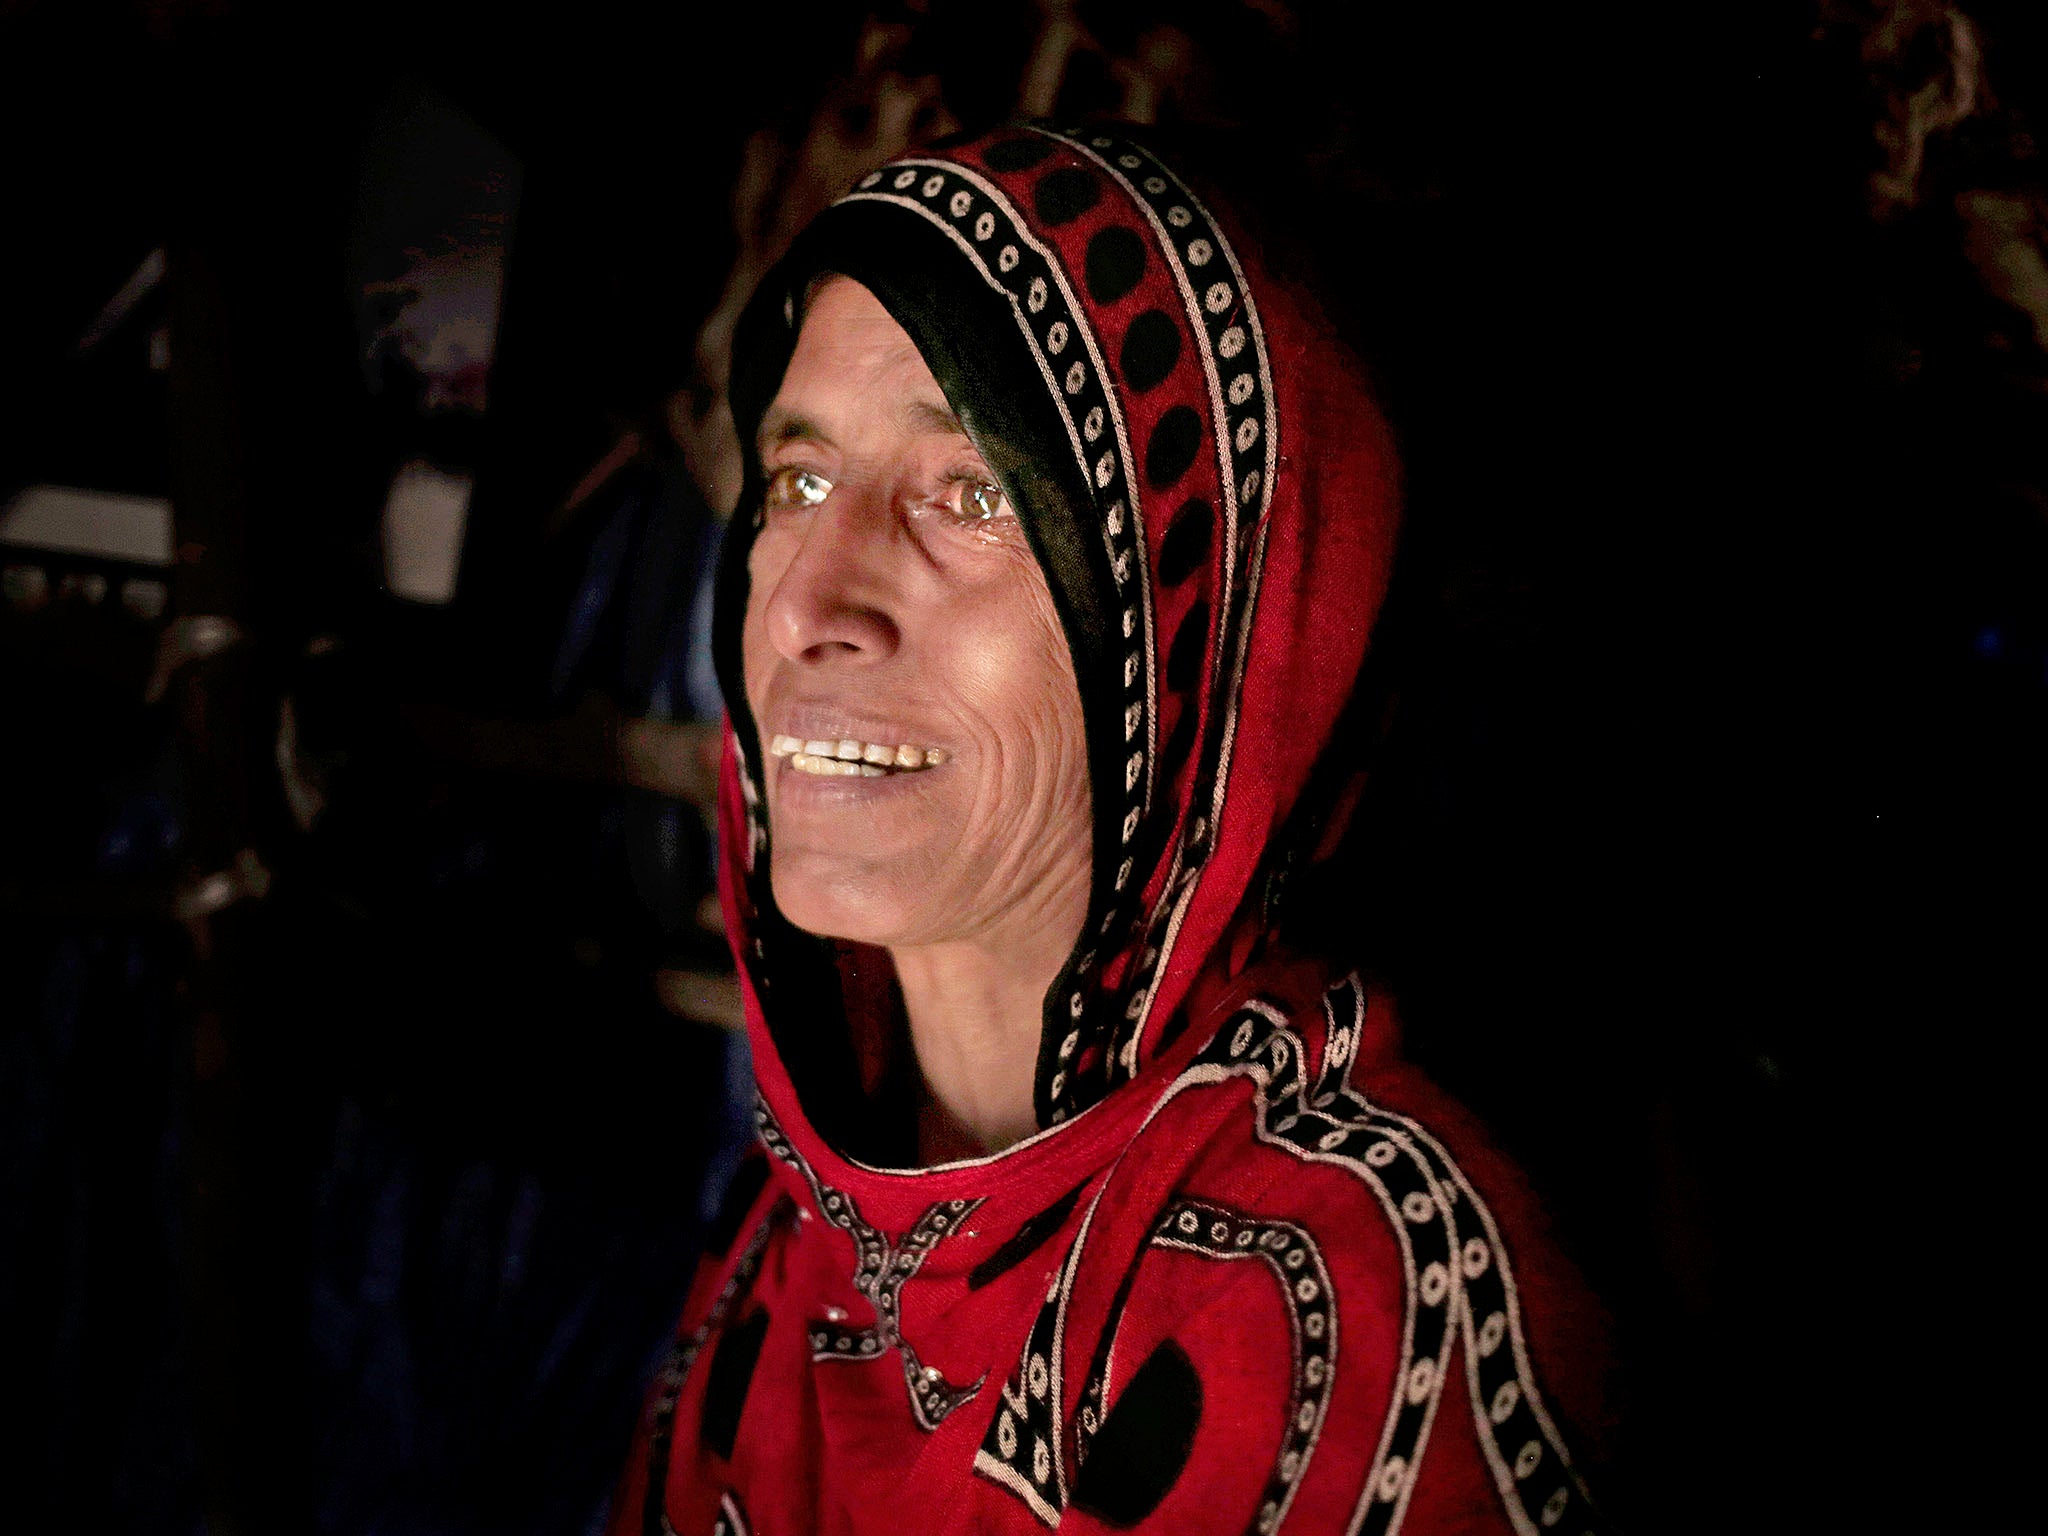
[759,499,904,665]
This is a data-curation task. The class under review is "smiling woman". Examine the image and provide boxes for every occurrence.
[614,124,1617,1536]
[743,277,1093,1156]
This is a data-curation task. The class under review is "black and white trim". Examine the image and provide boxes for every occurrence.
[1090,1199,1336,1536]
[1177,981,1606,1536]
[1022,126,1281,1097]
[757,1098,987,1430]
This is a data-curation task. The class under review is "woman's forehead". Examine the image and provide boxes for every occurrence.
[758,279,970,452]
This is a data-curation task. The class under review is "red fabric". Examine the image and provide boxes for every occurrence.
[613,125,1614,1536]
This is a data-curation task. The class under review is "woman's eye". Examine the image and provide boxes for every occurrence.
[764,466,832,510]
[952,478,1011,525]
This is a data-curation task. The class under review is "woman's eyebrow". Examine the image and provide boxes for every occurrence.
[899,397,969,440]
[758,410,828,453]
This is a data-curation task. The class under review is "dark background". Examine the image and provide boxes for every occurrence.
[3,2,2042,1532]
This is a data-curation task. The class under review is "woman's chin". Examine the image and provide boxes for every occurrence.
[769,868,918,950]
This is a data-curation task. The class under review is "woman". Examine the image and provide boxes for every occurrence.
[613,122,1614,1535]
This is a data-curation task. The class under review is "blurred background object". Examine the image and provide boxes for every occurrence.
[2,2,2042,1533]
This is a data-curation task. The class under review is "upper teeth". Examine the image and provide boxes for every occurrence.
[768,734,948,777]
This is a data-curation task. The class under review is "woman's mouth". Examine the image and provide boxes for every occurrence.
[767,734,949,778]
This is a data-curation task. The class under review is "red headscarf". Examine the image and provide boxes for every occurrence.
[615,123,1613,1536]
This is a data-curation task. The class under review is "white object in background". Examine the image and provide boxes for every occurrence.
[0,485,175,566]
[380,459,471,604]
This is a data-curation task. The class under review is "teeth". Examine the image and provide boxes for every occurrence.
[776,734,947,776]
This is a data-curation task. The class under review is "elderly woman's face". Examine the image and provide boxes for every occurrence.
[743,278,1092,953]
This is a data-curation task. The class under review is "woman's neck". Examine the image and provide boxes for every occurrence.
[888,869,1086,1161]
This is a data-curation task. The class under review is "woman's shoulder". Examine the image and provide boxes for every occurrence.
[1056,971,1619,1532]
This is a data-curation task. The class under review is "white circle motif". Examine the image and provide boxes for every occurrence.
[1295,1278,1320,1303]
[1241,469,1262,502]
[860,171,882,188]
[1490,1380,1521,1424]
[975,211,996,242]
[1187,238,1213,267]
[999,244,1020,272]
[1047,321,1069,355]
[1084,406,1104,442]
[1305,1312,1325,1339]
[997,1410,1017,1457]
[1420,1261,1449,1306]
[1167,206,1192,228]
[1407,1358,1436,1403]
[1118,153,1142,169]
[921,174,944,198]
[1542,1487,1570,1527]
[1377,1456,1408,1501]
[1235,417,1260,452]
[1095,452,1115,488]
[1033,1437,1051,1484]
[1143,176,1167,194]
[1211,1221,1229,1242]
[1228,373,1254,406]
[1478,1310,1507,1357]
[1179,1209,1200,1233]
[1515,1441,1542,1481]
[1028,1354,1049,1399]
[1462,1237,1490,1278]
[1402,1191,1435,1225]
[1219,325,1246,359]
[1364,1139,1397,1168]
[949,189,972,217]
[1318,1129,1348,1151]
[1065,361,1086,394]
[1028,277,1048,313]
[1205,282,1233,314]
[893,169,917,190]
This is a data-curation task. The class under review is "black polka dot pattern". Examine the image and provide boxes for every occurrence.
[1084,225,1147,304]
[1158,498,1213,586]
[1118,309,1180,394]
[1166,600,1209,692]
[1145,405,1203,489]
[982,133,1059,171]
[1031,127,1279,1099]
[1033,165,1101,224]
[1068,1339,1202,1526]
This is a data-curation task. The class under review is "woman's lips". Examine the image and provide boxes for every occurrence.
[766,733,950,778]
